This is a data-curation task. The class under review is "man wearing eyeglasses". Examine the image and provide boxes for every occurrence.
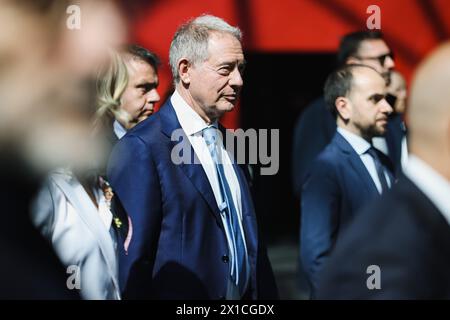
[293,31,400,199]
[300,64,395,297]
[342,32,395,85]
[107,14,278,299]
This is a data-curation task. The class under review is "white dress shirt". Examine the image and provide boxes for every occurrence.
[171,90,249,298]
[403,155,450,225]
[371,136,389,156]
[401,134,409,171]
[113,120,127,140]
[338,127,392,194]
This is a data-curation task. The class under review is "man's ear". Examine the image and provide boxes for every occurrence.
[178,58,191,85]
[335,96,351,121]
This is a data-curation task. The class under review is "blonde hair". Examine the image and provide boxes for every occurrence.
[94,49,130,129]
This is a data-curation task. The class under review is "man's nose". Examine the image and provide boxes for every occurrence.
[229,68,243,88]
[147,89,160,103]
[381,98,394,114]
[384,55,395,70]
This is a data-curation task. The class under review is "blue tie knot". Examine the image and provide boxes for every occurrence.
[202,126,219,146]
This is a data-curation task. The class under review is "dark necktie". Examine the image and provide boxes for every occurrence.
[203,126,248,296]
[366,147,390,193]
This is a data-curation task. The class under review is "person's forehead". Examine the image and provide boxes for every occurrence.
[352,68,386,92]
[357,39,390,56]
[126,59,157,79]
[207,32,244,62]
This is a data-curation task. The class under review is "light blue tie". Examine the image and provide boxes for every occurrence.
[203,126,248,296]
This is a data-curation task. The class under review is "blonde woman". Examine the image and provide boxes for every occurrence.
[96,45,160,142]
[31,46,160,300]
[30,48,124,298]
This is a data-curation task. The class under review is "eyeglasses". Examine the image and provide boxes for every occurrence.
[354,52,394,66]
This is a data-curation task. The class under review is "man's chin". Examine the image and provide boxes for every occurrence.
[137,115,150,123]
[222,101,236,112]
[373,127,387,137]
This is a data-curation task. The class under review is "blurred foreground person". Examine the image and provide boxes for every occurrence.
[0,0,125,299]
[317,42,450,299]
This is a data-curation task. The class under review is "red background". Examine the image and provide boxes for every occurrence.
[124,0,450,128]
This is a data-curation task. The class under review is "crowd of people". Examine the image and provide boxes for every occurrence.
[1,0,450,300]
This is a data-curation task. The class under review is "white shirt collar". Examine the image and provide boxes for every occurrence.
[337,127,371,155]
[171,90,217,136]
[404,155,450,225]
[113,120,127,140]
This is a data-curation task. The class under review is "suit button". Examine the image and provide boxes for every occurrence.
[222,255,229,263]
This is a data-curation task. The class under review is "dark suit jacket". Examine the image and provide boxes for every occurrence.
[386,113,406,176]
[107,100,278,299]
[317,177,450,299]
[292,97,404,196]
[300,131,394,295]
[292,97,336,197]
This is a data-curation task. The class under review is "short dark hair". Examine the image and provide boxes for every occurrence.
[324,64,378,118]
[337,31,384,67]
[124,44,160,70]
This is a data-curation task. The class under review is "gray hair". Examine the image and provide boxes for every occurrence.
[169,14,242,85]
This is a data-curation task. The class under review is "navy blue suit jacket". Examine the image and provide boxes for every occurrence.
[386,113,406,176]
[300,131,394,294]
[292,98,404,196]
[317,177,450,299]
[292,97,336,197]
[107,100,277,299]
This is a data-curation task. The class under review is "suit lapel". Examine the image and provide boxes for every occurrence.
[159,101,223,225]
[52,173,121,296]
[334,133,379,195]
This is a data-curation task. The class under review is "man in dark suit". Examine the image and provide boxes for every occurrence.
[292,31,398,197]
[385,70,409,176]
[300,64,395,295]
[108,15,277,299]
[317,43,450,299]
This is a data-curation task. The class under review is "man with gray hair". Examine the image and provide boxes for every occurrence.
[108,15,278,299]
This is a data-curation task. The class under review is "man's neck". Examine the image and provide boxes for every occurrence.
[176,85,216,125]
[337,122,372,143]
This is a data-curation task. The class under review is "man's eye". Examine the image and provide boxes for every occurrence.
[370,94,385,103]
[217,68,231,76]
